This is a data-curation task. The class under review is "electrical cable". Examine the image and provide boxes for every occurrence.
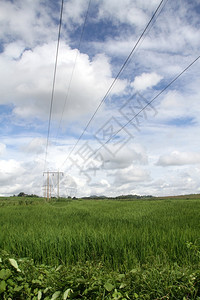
[59,0,166,169]
[44,0,64,171]
[55,0,92,141]
[54,55,200,192]
[87,54,200,158]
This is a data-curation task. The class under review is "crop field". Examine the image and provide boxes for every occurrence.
[0,196,200,299]
[0,196,200,268]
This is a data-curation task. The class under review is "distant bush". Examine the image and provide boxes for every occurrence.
[17,192,27,197]
[17,193,39,198]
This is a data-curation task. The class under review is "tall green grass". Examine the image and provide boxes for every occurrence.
[0,198,199,270]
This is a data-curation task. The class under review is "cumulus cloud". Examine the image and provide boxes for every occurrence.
[0,159,25,187]
[0,42,126,123]
[113,165,151,186]
[0,0,58,47]
[148,167,200,197]
[102,144,148,170]
[156,151,200,166]
[22,138,46,154]
[132,72,163,91]
[0,0,200,197]
[98,0,162,28]
[98,0,146,28]
[63,0,88,26]
[156,90,191,119]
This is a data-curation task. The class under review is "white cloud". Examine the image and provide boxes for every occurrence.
[132,72,163,91]
[102,144,148,170]
[0,143,6,156]
[148,167,200,196]
[22,138,46,154]
[0,0,58,47]
[98,0,161,28]
[0,42,126,123]
[113,165,151,185]
[63,0,88,26]
[0,159,25,186]
[156,89,200,124]
[0,0,200,197]
[156,151,200,166]
[4,42,25,59]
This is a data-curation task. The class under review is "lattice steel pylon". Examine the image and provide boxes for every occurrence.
[43,171,64,200]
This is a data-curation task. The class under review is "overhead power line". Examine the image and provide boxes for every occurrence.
[54,55,200,189]
[44,0,64,171]
[59,0,166,169]
[55,0,92,141]
[89,54,200,157]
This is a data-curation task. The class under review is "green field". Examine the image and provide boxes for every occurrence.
[0,196,200,299]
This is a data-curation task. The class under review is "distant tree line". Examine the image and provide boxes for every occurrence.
[17,192,39,198]
[82,194,153,200]
[15,192,153,200]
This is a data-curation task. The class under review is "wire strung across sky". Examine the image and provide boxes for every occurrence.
[58,0,166,170]
[44,0,64,171]
[85,54,200,161]
[55,0,92,142]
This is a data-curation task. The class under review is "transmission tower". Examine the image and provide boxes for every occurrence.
[43,171,64,201]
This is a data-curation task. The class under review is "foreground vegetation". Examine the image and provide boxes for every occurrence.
[0,196,200,298]
[1,249,200,299]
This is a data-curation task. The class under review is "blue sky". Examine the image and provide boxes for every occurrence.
[0,0,200,197]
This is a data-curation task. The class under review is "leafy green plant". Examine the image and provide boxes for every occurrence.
[0,250,200,299]
[0,197,200,298]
